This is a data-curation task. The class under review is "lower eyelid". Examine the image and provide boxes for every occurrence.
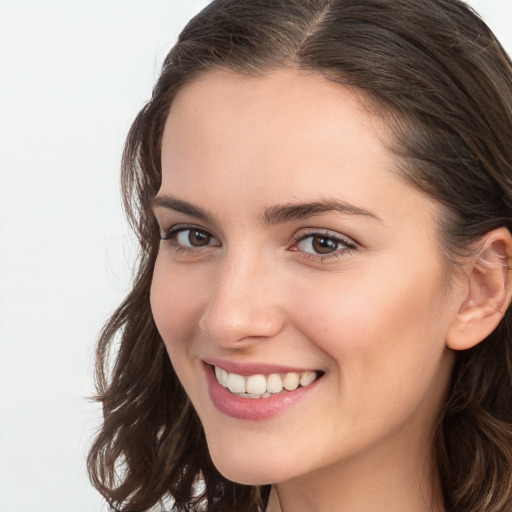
[174,245,217,255]
[298,251,343,262]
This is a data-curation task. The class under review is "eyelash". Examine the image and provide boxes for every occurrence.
[159,224,357,261]
[291,230,357,262]
[159,224,220,255]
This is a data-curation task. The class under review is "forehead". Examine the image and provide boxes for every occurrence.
[159,68,438,234]
[163,70,388,189]
[163,69,383,151]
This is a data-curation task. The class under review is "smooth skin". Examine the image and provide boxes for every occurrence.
[150,69,512,512]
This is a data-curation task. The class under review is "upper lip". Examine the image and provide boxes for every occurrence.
[203,357,320,376]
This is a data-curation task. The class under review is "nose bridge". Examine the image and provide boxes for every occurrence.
[199,246,284,345]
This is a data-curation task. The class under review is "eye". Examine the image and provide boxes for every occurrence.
[292,231,356,259]
[175,229,217,247]
[160,225,220,250]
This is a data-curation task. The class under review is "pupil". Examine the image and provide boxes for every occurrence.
[189,230,210,246]
[312,236,337,254]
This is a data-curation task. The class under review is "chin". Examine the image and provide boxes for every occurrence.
[206,438,292,486]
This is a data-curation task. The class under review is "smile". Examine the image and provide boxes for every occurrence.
[214,365,321,398]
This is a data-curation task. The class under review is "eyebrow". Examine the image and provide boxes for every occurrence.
[152,195,212,221]
[262,199,381,225]
[152,194,381,224]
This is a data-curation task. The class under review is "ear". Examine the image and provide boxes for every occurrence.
[447,227,512,351]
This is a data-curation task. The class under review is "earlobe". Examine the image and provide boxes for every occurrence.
[447,228,512,351]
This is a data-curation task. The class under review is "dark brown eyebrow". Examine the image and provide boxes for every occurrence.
[152,195,212,221]
[152,194,381,225]
[262,199,381,225]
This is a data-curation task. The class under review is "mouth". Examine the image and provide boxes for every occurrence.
[212,364,323,399]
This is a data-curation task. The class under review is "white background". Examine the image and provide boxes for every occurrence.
[0,1,510,511]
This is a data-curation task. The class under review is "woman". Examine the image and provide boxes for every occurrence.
[88,1,512,511]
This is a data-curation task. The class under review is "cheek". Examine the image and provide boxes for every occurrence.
[294,257,452,388]
[149,258,214,416]
[292,265,454,445]
[150,258,204,362]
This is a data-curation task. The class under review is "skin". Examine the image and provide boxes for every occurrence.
[150,69,470,512]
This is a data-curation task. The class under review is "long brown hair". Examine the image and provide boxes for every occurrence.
[88,1,512,510]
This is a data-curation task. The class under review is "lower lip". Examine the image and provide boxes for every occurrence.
[204,364,320,420]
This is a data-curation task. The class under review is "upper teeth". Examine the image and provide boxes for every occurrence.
[214,366,318,398]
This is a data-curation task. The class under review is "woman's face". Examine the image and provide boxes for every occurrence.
[151,69,462,487]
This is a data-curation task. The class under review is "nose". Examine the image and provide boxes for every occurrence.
[198,251,285,348]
